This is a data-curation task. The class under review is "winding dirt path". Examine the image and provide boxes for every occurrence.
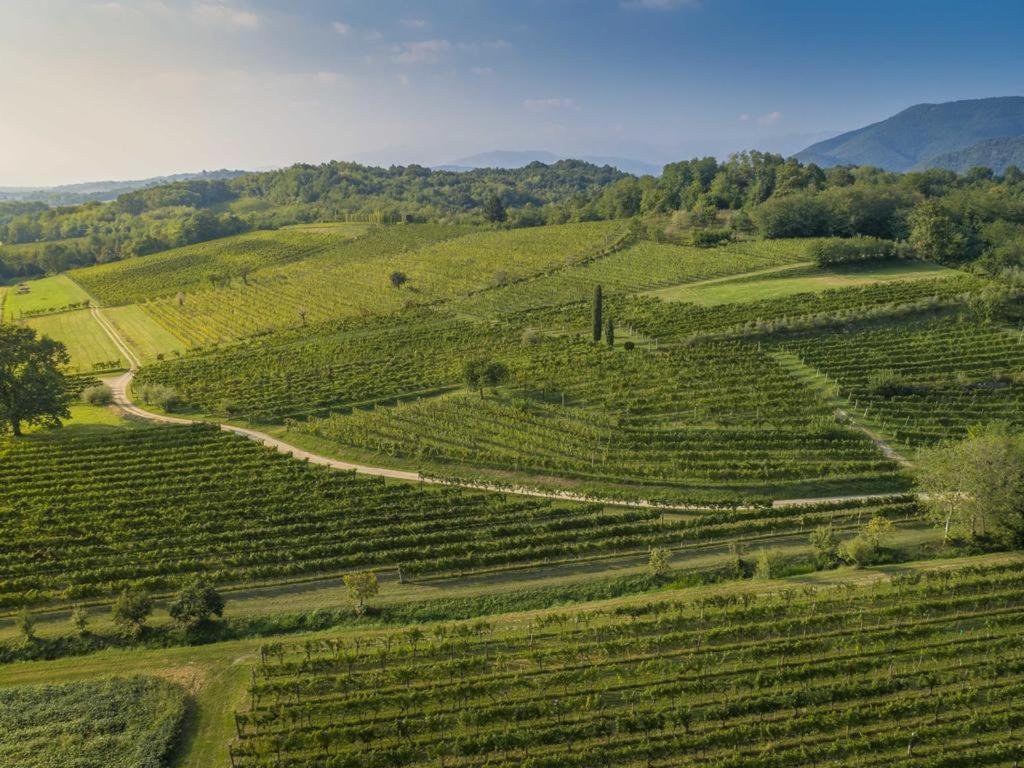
[90,306,906,511]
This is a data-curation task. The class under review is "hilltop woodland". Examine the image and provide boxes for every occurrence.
[4,153,1024,280]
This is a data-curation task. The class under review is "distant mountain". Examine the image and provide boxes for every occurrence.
[794,97,1024,171]
[438,150,661,176]
[915,135,1024,174]
[0,169,248,205]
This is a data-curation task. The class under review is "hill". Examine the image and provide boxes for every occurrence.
[915,134,1024,173]
[0,169,247,205]
[794,96,1024,170]
[440,150,662,176]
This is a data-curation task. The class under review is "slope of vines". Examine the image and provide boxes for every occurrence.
[230,562,1024,768]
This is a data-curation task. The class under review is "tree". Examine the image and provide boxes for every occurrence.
[841,516,894,567]
[482,193,506,223]
[463,358,508,397]
[16,608,35,643]
[648,548,672,579]
[605,316,615,348]
[390,271,409,288]
[0,325,73,436]
[344,571,379,615]
[112,589,153,639]
[168,577,225,631]
[592,284,603,343]
[754,549,783,579]
[908,199,965,261]
[809,524,841,569]
[916,423,1024,545]
[70,604,89,637]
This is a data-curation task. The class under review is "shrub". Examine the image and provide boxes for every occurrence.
[137,384,185,412]
[691,228,732,247]
[81,384,113,406]
[808,236,906,267]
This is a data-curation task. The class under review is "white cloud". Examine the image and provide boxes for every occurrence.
[314,71,346,86]
[523,97,577,112]
[738,113,750,122]
[398,74,410,87]
[363,29,383,42]
[393,39,452,64]
[192,2,259,29]
[470,66,494,76]
[332,20,351,36]
[756,110,782,126]
[458,40,513,54]
[400,18,429,29]
[621,0,700,9]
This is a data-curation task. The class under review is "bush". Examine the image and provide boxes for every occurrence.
[690,228,732,247]
[623,341,635,351]
[81,384,113,406]
[808,236,906,267]
[136,384,185,412]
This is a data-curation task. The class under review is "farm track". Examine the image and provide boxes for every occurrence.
[91,305,909,511]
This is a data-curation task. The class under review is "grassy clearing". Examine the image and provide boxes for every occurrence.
[105,303,190,361]
[23,308,127,374]
[648,260,956,305]
[1,274,91,320]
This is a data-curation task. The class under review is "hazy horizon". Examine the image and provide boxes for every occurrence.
[2,0,1023,186]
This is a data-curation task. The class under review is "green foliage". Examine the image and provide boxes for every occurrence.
[0,324,72,436]
[0,677,186,768]
[916,423,1024,545]
[482,193,507,223]
[809,524,841,568]
[343,571,379,615]
[909,199,968,261]
[81,384,113,406]
[168,577,226,631]
[592,283,603,342]
[112,589,153,639]
[647,547,672,579]
[753,548,783,579]
[808,236,905,267]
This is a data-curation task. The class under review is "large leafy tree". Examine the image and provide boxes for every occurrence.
[916,423,1024,546]
[0,325,72,436]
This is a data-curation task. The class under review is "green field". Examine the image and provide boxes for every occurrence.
[23,308,127,374]
[646,260,957,304]
[0,676,186,768]
[104,304,189,361]
[1,274,92,320]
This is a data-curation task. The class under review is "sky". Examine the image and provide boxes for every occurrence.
[1,0,1023,186]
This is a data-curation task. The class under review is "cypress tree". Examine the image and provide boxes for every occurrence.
[593,284,603,342]
[605,316,615,347]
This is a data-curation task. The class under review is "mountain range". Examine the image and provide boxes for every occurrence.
[794,96,1024,172]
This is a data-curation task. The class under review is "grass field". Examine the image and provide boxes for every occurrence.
[23,308,127,374]
[104,303,189,361]
[646,260,956,305]
[1,274,92,320]
[0,676,186,768]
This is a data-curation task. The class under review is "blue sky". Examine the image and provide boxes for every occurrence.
[1,0,1023,185]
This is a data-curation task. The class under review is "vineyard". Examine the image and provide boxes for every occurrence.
[70,223,370,305]
[455,238,813,318]
[230,561,1024,768]
[0,424,671,607]
[0,676,185,768]
[127,221,621,346]
[132,310,521,421]
[296,334,907,500]
[772,313,1024,446]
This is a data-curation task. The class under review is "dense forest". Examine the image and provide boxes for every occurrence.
[3,152,1024,280]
